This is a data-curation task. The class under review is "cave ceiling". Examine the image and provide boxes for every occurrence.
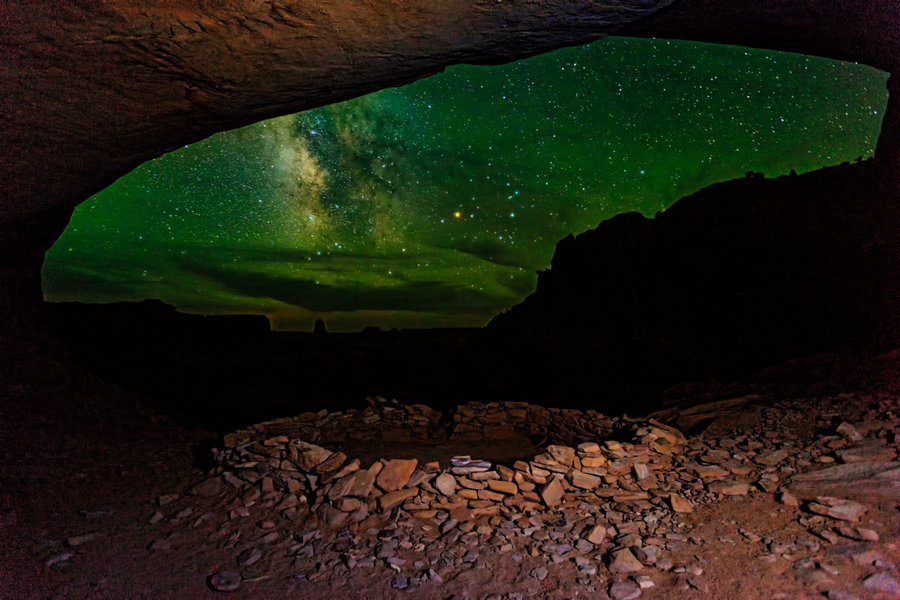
[1,0,898,231]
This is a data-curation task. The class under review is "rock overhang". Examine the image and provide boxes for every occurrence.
[2,0,898,228]
[1,0,898,351]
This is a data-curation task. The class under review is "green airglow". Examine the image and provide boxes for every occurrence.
[43,38,888,330]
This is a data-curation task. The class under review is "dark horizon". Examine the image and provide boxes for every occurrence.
[43,298,487,334]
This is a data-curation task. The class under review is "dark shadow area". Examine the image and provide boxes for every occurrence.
[43,300,480,434]
[42,159,900,435]
[467,159,900,413]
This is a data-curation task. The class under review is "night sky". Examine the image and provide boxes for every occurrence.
[42,38,888,331]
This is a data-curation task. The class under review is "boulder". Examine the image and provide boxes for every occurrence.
[787,461,900,503]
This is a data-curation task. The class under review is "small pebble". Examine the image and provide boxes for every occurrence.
[66,532,100,547]
[209,570,241,592]
[45,553,73,568]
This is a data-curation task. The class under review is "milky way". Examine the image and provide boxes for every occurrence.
[43,38,888,330]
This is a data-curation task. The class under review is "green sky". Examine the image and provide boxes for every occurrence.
[43,37,888,331]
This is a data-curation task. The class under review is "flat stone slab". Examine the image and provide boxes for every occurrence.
[755,448,789,466]
[787,461,900,503]
[707,479,750,496]
[834,441,896,463]
[808,496,868,522]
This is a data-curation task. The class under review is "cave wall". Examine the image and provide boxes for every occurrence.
[1,0,899,365]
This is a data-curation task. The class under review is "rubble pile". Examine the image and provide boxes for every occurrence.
[219,396,620,448]
[141,391,899,598]
[447,402,616,446]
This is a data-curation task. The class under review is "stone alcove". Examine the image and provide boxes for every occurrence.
[2,5,900,597]
[1,0,898,369]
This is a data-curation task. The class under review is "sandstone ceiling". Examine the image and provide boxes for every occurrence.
[1,0,677,231]
[2,0,898,232]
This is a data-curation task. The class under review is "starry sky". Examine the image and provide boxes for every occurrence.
[42,38,888,331]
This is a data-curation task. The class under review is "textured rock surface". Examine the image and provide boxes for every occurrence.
[2,0,674,228]
[788,462,900,504]
[2,0,896,228]
[622,0,899,74]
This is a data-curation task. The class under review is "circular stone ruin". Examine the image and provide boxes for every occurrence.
[163,394,899,596]
[211,397,672,530]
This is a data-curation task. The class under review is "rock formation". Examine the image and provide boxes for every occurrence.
[44,299,271,349]
[472,159,900,412]
[314,319,328,338]
[2,0,899,369]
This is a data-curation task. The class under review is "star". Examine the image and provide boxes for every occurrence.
[44,38,888,331]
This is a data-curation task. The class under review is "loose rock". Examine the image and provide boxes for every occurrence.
[669,494,693,513]
[538,478,564,508]
[209,570,242,592]
[188,477,222,498]
[609,548,644,573]
[808,497,868,522]
[862,572,899,594]
[609,579,642,600]
[377,459,418,492]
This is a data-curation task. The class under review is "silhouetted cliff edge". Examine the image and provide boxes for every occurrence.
[471,160,900,412]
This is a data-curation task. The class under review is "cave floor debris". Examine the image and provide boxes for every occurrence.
[1,350,899,599]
